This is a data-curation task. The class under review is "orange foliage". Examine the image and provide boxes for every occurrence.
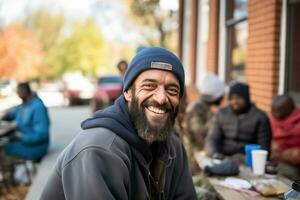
[0,23,44,81]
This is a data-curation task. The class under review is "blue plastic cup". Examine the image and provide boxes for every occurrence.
[245,144,261,168]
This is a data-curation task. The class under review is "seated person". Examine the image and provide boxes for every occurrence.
[184,73,225,200]
[270,95,300,178]
[206,82,272,158]
[185,73,226,153]
[2,82,50,160]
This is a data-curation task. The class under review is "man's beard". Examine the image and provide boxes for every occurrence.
[129,94,178,144]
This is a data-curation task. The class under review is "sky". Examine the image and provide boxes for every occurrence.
[0,0,128,41]
[0,0,94,23]
[0,0,178,42]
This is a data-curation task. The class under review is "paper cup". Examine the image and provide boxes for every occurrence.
[245,144,261,167]
[251,150,268,175]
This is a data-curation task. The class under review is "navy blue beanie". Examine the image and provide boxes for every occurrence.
[123,47,185,97]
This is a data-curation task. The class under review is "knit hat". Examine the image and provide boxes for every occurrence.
[123,47,185,97]
[229,82,250,103]
[199,73,225,102]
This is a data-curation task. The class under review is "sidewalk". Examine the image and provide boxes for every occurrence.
[25,106,91,200]
[24,143,65,200]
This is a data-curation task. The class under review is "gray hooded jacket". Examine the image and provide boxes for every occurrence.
[40,96,196,200]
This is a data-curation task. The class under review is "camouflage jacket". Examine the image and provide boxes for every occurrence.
[185,101,213,151]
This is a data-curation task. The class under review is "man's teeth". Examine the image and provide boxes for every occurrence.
[148,106,166,114]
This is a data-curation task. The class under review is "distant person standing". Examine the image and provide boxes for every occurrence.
[117,59,128,92]
[117,60,128,76]
[2,82,50,160]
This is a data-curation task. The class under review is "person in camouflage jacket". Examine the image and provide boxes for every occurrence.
[184,73,226,200]
[184,73,226,172]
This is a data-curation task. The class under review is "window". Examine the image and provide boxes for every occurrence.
[196,0,209,88]
[286,0,300,104]
[225,0,248,82]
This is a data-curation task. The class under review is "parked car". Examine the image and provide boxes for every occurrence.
[62,72,94,105]
[91,75,122,112]
[0,80,16,98]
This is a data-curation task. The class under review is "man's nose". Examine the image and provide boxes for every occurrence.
[154,87,168,105]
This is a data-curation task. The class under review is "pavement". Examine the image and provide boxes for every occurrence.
[24,105,91,200]
[0,90,90,200]
[0,88,102,199]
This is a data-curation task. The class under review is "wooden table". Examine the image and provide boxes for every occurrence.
[0,120,16,147]
[0,121,16,187]
[194,151,292,200]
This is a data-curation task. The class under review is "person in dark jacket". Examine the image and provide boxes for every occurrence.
[205,82,271,158]
[40,47,197,200]
[2,82,50,160]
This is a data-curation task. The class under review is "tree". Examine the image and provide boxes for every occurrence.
[45,19,107,78]
[125,0,178,48]
[24,8,65,52]
[22,8,66,79]
[0,23,44,81]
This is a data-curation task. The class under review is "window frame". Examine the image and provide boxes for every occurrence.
[284,0,300,104]
[225,0,248,82]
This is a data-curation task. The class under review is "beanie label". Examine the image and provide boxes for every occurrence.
[151,62,172,71]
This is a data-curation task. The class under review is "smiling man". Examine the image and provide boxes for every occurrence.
[41,47,196,200]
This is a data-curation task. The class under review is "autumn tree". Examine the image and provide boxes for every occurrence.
[125,0,178,48]
[0,23,44,81]
[24,8,65,52]
[23,8,65,79]
[45,19,107,77]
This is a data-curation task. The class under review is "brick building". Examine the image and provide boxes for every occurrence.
[178,0,300,112]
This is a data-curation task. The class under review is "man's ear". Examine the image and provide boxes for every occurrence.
[124,89,132,102]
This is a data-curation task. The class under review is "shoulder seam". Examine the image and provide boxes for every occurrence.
[62,144,114,171]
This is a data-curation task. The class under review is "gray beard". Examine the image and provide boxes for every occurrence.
[129,95,177,144]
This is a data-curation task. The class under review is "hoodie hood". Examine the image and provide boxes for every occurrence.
[81,95,152,160]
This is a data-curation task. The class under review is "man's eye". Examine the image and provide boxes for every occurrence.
[167,88,179,96]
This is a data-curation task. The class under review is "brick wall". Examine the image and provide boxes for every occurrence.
[206,0,219,73]
[246,0,282,112]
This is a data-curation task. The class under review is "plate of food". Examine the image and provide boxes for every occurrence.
[250,178,290,196]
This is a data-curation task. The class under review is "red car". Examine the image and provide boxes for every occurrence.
[91,75,123,112]
[62,72,94,105]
